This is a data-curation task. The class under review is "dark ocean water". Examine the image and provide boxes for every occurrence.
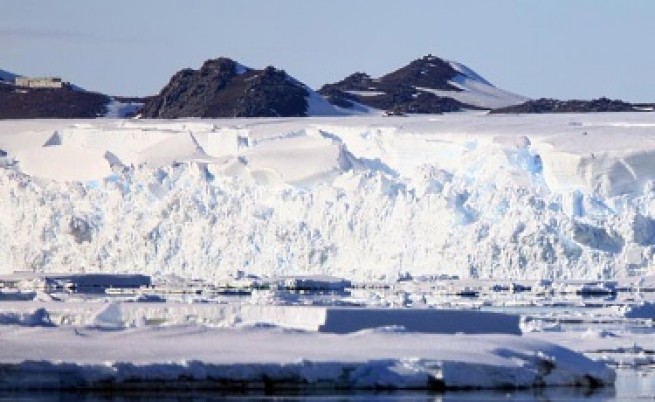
[0,370,651,402]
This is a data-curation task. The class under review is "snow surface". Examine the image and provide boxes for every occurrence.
[15,143,113,181]
[2,113,655,281]
[304,87,346,116]
[441,60,529,109]
[412,60,528,110]
[448,61,493,86]
[284,73,344,116]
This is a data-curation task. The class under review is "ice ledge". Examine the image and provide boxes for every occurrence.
[0,327,614,391]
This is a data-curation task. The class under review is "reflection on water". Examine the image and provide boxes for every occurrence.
[3,370,653,402]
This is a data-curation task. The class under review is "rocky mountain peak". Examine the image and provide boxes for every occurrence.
[140,57,317,118]
[200,57,239,72]
[337,72,374,90]
[318,55,468,114]
[319,54,529,113]
[381,54,460,91]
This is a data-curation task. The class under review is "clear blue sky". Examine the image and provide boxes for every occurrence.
[2,0,653,101]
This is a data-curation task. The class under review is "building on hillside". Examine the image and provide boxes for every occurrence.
[14,77,66,89]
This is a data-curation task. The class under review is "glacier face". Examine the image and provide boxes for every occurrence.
[2,114,655,281]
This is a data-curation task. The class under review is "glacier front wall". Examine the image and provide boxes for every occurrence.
[2,115,655,281]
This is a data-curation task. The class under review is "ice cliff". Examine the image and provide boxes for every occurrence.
[2,113,655,281]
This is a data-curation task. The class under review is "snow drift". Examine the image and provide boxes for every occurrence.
[418,59,528,109]
[2,113,655,281]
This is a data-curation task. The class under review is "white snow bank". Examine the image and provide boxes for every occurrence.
[535,135,655,197]
[412,60,529,109]
[305,88,345,116]
[0,121,75,156]
[448,61,493,86]
[193,128,246,157]
[243,132,351,186]
[0,325,614,390]
[417,81,528,110]
[15,144,112,181]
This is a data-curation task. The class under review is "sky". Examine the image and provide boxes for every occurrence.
[1,0,654,102]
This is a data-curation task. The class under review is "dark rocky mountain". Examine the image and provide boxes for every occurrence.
[372,55,461,91]
[319,55,470,114]
[0,84,110,119]
[140,58,333,118]
[1,58,651,118]
[490,97,639,114]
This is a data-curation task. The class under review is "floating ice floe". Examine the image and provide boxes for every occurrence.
[0,318,613,391]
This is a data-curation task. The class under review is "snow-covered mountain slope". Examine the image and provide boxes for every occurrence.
[303,84,345,116]
[418,60,529,109]
[2,113,655,281]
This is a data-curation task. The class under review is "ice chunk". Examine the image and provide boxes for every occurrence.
[92,302,124,329]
